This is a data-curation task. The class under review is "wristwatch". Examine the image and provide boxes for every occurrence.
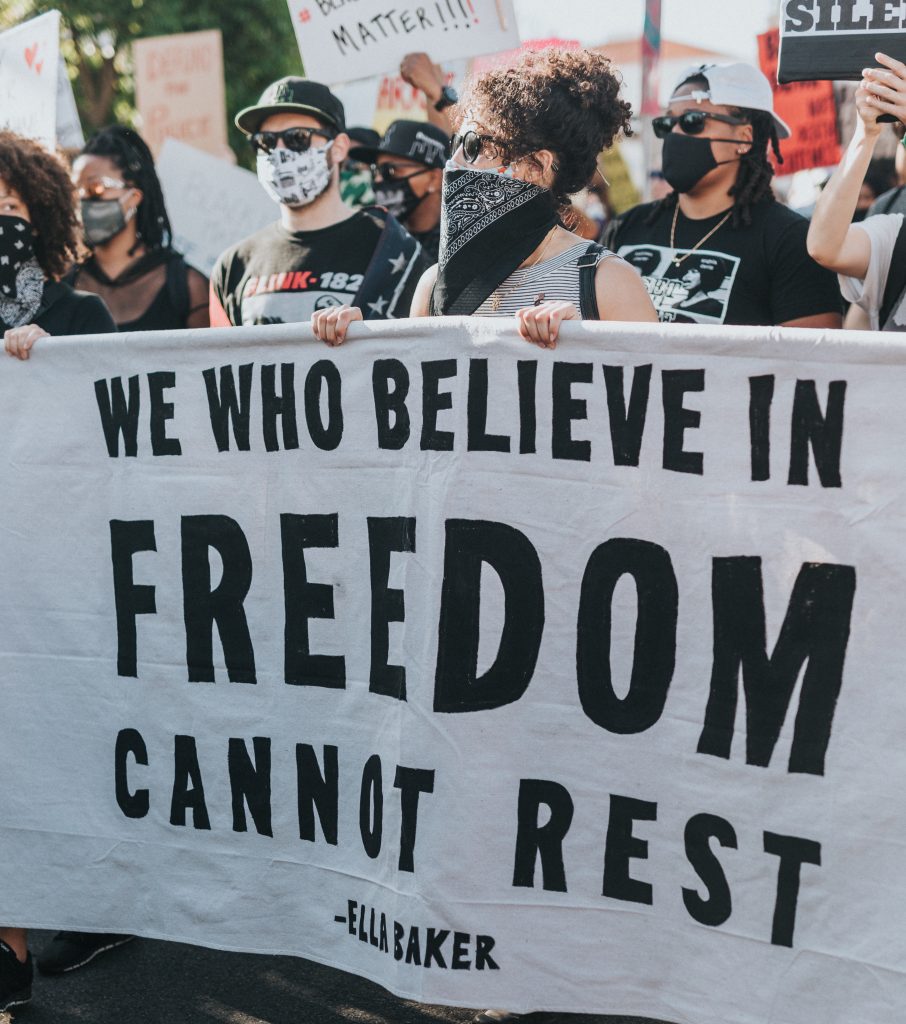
[434,85,458,112]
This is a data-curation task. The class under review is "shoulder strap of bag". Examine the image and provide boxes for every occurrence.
[879,219,906,329]
[577,242,607,321]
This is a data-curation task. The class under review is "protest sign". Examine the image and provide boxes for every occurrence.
[2,318,905,1022]
[55,56,85,151]
[0,11,60,147]
[133,29,229,159]
[779,0,906,82]
[155,139,275,276]
[759,27,840,175]
[286,0,519,85]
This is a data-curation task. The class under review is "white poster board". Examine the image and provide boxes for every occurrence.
[0,11,60,148]
[156,139,276,276]
[133,29,229,159]
[286,0,519,84]
[55,55,84,151]
[2,318,906,1023]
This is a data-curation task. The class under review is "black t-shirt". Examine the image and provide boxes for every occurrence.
[211,208,425,326]
[0,280,116,336]
[609,198,842,326]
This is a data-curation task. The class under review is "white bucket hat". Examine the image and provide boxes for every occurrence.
[670,62,792,140]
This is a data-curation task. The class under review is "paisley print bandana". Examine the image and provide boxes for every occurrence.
[0,215,44,329]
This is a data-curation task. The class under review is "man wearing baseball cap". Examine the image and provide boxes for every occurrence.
[608,62,842,328]
[211,77,427,327]
[350,120,450,260]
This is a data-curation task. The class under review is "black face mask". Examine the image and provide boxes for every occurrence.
[81,197,130,247]
[661,132,743,194]
[373,169,429,222]
[0,215,44,328]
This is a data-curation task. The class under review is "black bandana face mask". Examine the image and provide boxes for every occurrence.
[0,215,44,329]
[661,132,743,194]
[431,162,559,316]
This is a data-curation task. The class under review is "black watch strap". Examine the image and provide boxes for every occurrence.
[434,85,458,112]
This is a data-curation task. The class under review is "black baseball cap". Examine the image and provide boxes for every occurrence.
[235,77,346,135]
[349,119,449,170]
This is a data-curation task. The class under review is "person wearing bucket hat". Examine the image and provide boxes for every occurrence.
[211,77,428,327]
[607,61,842,329]
[350,120,449,260]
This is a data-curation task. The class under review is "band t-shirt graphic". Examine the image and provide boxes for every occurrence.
[610,199,842,326]
[210,208,424,327]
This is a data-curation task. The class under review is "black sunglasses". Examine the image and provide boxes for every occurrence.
[371,162,431,182]
[451,129,509,164]
[652,110,748,139]
[249,126,335,154]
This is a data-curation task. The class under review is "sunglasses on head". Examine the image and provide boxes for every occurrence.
[249,126,335,154]
[451,129,509,164]
[652,110,748,139]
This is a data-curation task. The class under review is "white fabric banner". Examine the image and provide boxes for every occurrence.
[0,318,903,1023]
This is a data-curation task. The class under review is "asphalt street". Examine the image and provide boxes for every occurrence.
[3,931,670,1024]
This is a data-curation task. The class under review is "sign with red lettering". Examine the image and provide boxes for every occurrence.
[133,29,229,159]
[286,0,519,86]
[759,28,840,175]
[0,11,60,148]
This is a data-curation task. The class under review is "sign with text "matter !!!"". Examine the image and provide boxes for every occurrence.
[1,319,905,1022]
[286,0,519,85]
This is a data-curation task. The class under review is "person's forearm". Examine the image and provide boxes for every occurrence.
[808,125,879,265]
[425,106,453,134]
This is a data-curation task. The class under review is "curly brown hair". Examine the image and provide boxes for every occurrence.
[457,48,633,205]
[0,130,83,280]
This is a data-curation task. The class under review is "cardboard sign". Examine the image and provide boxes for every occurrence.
[0,11,60,147]
[155,139,276,276]
[3,318,906,1023]
[286,0,519,85]
[778,0,906,82]
[759,28,841,175]
[133,29,229,159]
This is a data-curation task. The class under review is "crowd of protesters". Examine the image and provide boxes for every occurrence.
[3,37,906,1024]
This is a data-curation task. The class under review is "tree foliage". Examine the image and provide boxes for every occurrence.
[3,0,302,162]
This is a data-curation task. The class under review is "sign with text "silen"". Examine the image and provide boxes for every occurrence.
[1,318,905,1022]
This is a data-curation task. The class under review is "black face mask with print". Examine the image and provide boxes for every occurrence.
[661,132,744,194]
[373,170,428,222]
[0,215,44,328]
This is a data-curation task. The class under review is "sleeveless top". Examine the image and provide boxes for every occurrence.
[474,242,617,318]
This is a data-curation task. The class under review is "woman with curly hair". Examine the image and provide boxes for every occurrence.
[312,47,657,346]
[2,131,115,360]
[67,125,209,331]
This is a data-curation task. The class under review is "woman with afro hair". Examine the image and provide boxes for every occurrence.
[2,131,115,359]
[312,47,657,346]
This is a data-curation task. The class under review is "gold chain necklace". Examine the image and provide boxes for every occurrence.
[489,228,558,311]
[669,203,732,268]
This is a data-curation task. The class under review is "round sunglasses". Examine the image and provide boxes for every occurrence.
[652,110,748,139]
[451,129,509,164]
[249,126,335,155]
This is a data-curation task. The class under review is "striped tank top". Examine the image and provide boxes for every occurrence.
[474,241,617,317]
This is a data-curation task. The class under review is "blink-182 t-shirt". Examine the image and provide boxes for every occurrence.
[210,208,424,327]
[609,198,842,326]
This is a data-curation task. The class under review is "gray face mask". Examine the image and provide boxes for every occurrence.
[81,197,134,247]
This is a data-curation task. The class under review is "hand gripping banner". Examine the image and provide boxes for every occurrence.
[0,318,903,1023]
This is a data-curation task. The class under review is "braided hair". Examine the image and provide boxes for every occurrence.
[645,76,784,228]
[80,126,173,251]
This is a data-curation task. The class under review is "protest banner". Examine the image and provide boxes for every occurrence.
[1,319,904,1022]
[155,139,275,276]
[779,0,906,82]
[286,0,519,86]
[0,11,60,148]
[759,27,840,175]
[133,29,229,159]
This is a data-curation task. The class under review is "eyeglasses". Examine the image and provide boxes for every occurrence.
[249,126,335,154]
[371,162,429,182]
[652,110,748,139]
[451,129,509,165]
[76,177,128,199]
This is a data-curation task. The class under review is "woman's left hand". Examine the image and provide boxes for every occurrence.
[4,323,48,360]
[515,301,579,349]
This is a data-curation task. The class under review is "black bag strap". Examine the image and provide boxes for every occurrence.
[879,218,906,329]
[577,242,608,320]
